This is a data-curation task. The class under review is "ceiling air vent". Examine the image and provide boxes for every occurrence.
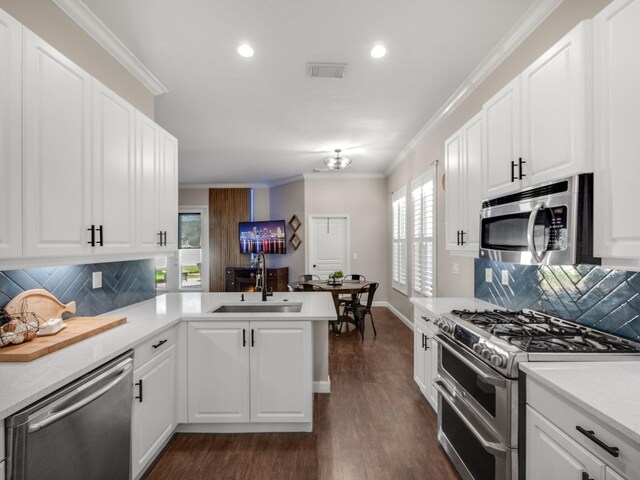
[307,62,347,79]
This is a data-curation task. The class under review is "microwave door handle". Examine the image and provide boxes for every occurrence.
[527,201,548,263]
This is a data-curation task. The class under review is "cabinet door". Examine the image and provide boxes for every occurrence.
[158,129,178,250]
[427,327,439,410]
[461,113,483,254]
[131,345,176,479]
[250,321,312,423]
[0,11,21,259]
[136,113,160,252]
[444,129,463,252]
[593,0,640,259]
[92,80,136,253]
[23,29,92,257]
[527,406,606,480]
[522,22,590,186]
[606,467,626,480]
[482,76,522,198]
[187,322,250,423]
[413,319,429,393]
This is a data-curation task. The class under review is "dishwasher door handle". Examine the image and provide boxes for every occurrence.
[28,358,133,433]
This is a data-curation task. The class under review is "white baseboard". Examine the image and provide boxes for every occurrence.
[176,422,313,433]
[379,302,413,331]
[313,378,331,393]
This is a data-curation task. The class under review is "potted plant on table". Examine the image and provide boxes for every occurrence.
[329,270,344,285]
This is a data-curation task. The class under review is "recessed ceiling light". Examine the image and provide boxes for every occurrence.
[237,44,254,58]
[370,45,387,59]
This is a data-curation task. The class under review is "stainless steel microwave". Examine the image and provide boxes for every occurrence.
[479,174,600,266]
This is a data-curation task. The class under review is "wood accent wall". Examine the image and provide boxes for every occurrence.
[209,188,251,291]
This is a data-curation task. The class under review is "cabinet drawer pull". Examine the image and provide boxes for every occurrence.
[518,157,526,179]
[420,316,430,323]
[459,230,465,246]
[510,160,517,182]
[152,339,167,349]
[576,426,619,457]
[421,333,426,350]
[243,329,246,347]
[87,225,96,246]
[135,379,143,403]
[97,225,104,246]
[157,231,163,246]
[582,473,594,480]
[251,329,255,347]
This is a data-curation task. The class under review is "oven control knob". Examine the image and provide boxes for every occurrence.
[472,343,483,355]
[443,322,453,333]
[490,353,506,368]
[481,347,493,360]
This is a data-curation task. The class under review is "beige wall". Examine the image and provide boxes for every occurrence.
[178,188,209,206]
[253,188,270,221]
[269,180,306,283]
[304,178,388,301]
[0,0,154,117]
[386,0,614,320]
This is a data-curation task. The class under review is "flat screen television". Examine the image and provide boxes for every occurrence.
[239,220,287,254]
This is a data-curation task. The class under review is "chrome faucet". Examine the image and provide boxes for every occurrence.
[255,252,273,301]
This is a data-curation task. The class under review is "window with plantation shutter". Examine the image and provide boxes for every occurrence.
[412,171,436,297]
[392,187,407,294]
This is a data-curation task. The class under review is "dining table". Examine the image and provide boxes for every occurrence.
[294,279,374,333]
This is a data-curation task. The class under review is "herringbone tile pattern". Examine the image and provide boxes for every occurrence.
[475,259,640,341]
[0,260,156,317]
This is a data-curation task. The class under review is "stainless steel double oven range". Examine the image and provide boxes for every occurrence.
[431,309,640,480]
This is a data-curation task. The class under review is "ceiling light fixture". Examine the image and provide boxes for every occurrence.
[370,45,387,59]
[315,149,352,172]
[237,44,254,58]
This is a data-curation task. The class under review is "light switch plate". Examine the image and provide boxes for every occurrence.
[501,270,509,285]
[92,271,102,289]
[485,268,493,283]
[453,263,460,274]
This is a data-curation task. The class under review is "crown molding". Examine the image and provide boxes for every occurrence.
[384,0,564,177]
[179,183,270,189]
[52,0,169,95]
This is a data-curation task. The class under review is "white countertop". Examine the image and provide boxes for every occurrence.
[0,291,336,419]
[410,296,497,315]
[520,361,640,445]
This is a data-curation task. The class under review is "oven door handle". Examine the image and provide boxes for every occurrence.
[434,379,507,458]
[527,201,548,263]
[433,335,506,388]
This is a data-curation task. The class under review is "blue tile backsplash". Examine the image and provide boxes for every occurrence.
[475,259,640,341]
[0,259,156,317]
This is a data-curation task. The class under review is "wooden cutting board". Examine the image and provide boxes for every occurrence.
[0,316,127,362]
[4,289,76,322]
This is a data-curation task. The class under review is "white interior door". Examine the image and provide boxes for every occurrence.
[308,215,349,279]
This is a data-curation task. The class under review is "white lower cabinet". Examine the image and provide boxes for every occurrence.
[527,406,606,480]
[131,336,176,479]
[413,308,438,411]
[187,321,312,424]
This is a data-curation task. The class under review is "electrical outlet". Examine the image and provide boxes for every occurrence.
[501,270,509,285]
[92,271,102,289]
[485,268,493,283]
[453,263,460,274]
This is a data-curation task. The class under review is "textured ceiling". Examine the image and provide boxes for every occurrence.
[81,0,536,184]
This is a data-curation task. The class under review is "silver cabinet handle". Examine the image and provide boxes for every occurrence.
[434,379,507,457]
[28,358,133,433]
[433,335,506,388]
[527,201,548,263]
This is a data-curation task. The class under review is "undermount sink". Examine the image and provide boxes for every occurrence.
[211,303,303,313]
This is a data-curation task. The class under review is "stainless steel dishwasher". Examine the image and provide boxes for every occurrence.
[5,350,134,480]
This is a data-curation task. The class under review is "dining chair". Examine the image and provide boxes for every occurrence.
[298,274,321,282]
[343,274,366,282]
[342,283,379,340]
[338,274,366,308]
[295,283,324,292]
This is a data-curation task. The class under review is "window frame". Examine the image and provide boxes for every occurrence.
[411,170,437,298]
[391,187,408,295]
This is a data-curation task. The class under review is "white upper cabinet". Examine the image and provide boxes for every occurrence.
[92,80,136,253]
[158,130,178,251]
[445,112,483,255]
[483,76,522,199]
[0,11,22,259]
[23,28,92,257]
[482,21,591,200]
[136,113,161,252]
[593,0,640,259]
[522,21,591,186]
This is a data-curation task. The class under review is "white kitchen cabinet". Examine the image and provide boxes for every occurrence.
[92,80,136,253]
[527,405,606,480]
[607,468,627,480]
[23,28,92,257]
[413,308,438,411]
[444,112,482,255]
[136,113,178,253]
[0,10,22,259]
[482,22,591,199]
[187,320,312,424]
[131,343,176,479]
[593,0,640,260]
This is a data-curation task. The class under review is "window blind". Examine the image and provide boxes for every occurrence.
[412,171,436,297]
[392,187,407,294]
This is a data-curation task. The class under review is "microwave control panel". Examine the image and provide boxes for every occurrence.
[545,206,568,250]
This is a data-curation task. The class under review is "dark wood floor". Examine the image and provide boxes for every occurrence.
[145,308,461,480]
